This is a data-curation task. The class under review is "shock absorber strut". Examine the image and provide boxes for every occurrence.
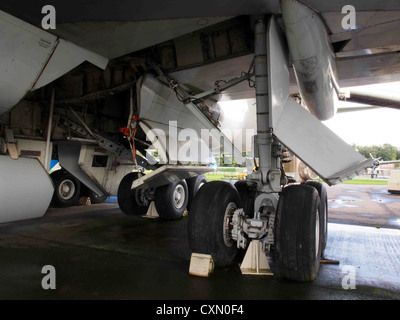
[248,17,282,194]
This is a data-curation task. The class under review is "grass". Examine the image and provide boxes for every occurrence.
[205,172,241,181]
[342,178,388,185]
[205,173,389,186]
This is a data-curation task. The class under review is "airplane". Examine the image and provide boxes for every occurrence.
[1,0,400,282]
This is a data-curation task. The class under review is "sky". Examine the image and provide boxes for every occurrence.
[323,82,400,149]
[219,81,400,150]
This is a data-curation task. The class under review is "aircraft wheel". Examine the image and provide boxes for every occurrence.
[304,181,328,255]
[234,180,256,218]
[188,181,240,267]
[274,184,321,281]
[155,180,188,220]
[186,174,207,211]
[51,171,81,207]
[117,172,149,215]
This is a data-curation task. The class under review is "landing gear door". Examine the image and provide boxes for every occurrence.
[274,98,374,185]
[137,73,245,165]
[266,16,374,185]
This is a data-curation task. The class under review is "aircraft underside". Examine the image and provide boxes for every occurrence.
[1,0,398,282]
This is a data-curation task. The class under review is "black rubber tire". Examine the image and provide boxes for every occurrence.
[50,171,81,207]
[117,172,149,216]
[186,174,207,211]
[274,184,321,282]
[304,181,328,255]
[234,180,257,217]
[188,181,240,267]
[155,180,188,220]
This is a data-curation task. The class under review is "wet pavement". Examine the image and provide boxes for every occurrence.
[327,183,400,229]
[0,183,399,302]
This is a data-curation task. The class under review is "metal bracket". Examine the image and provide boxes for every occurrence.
[254,193,278,215]
[190,72,255,101]
[57,141,107,199]
[232,209,269,250]
[59,116,158,171]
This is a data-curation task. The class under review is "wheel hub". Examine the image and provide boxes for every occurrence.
[223,202,237,247]
[59,179,75,200]
[173,184,185,209]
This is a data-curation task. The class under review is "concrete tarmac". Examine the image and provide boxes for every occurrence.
[327,183,400,229]
[0,183,399,301]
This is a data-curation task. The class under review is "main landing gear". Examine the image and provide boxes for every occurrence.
[117,172,207,220]
[187,16,329,282]
[188,179,328,281]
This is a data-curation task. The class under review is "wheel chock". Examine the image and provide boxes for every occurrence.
[143,201,159,218]
[189,253,214,277]
[320,258,340,265]
[240,240,273,276]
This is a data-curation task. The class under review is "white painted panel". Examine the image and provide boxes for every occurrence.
[139,74,244,164]
[266,12,373,185]
[32,39,108,90]
[0,156,54,223]
[131,165,213,190]
[57,142,106,198]
[77,145,133,196]
[274,98,374,185]
[0,10,57,115]
[0,10,108,115]
[267,16,290,129]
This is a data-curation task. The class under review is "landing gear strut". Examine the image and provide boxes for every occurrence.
[188,16,327,282]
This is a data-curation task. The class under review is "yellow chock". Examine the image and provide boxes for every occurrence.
[189,253,214,277]
[240,240,273,276]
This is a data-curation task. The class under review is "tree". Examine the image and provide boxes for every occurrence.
[378,144,397,161]
[353,144,399,161]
